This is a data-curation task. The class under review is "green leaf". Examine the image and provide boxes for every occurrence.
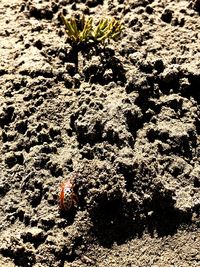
[61,14,123,44]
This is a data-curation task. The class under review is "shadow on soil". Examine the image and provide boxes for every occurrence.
[90,198,143,247]
[90,192,192,247]
[145,191,192,237]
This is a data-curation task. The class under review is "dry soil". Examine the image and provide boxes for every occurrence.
[0,0,200,266]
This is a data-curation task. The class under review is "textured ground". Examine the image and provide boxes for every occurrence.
[0,0,200,266]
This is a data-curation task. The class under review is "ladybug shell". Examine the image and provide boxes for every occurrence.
[60,181,73,210]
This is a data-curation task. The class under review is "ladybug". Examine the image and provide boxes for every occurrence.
[59,178,78,211]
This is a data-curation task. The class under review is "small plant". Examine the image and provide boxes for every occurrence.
[61,14,93,43]
[61,14,123,44]
[92,18,122,42]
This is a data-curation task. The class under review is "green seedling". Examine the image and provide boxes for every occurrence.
[92,18,123,42]
[61,14,123,44]
[61,14,93,43]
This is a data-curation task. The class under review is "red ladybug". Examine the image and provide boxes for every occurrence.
[59,179,78,211]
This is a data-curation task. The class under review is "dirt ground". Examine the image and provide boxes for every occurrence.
[0,0,200,266]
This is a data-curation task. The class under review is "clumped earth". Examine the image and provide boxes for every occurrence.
[0,0,200,266]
